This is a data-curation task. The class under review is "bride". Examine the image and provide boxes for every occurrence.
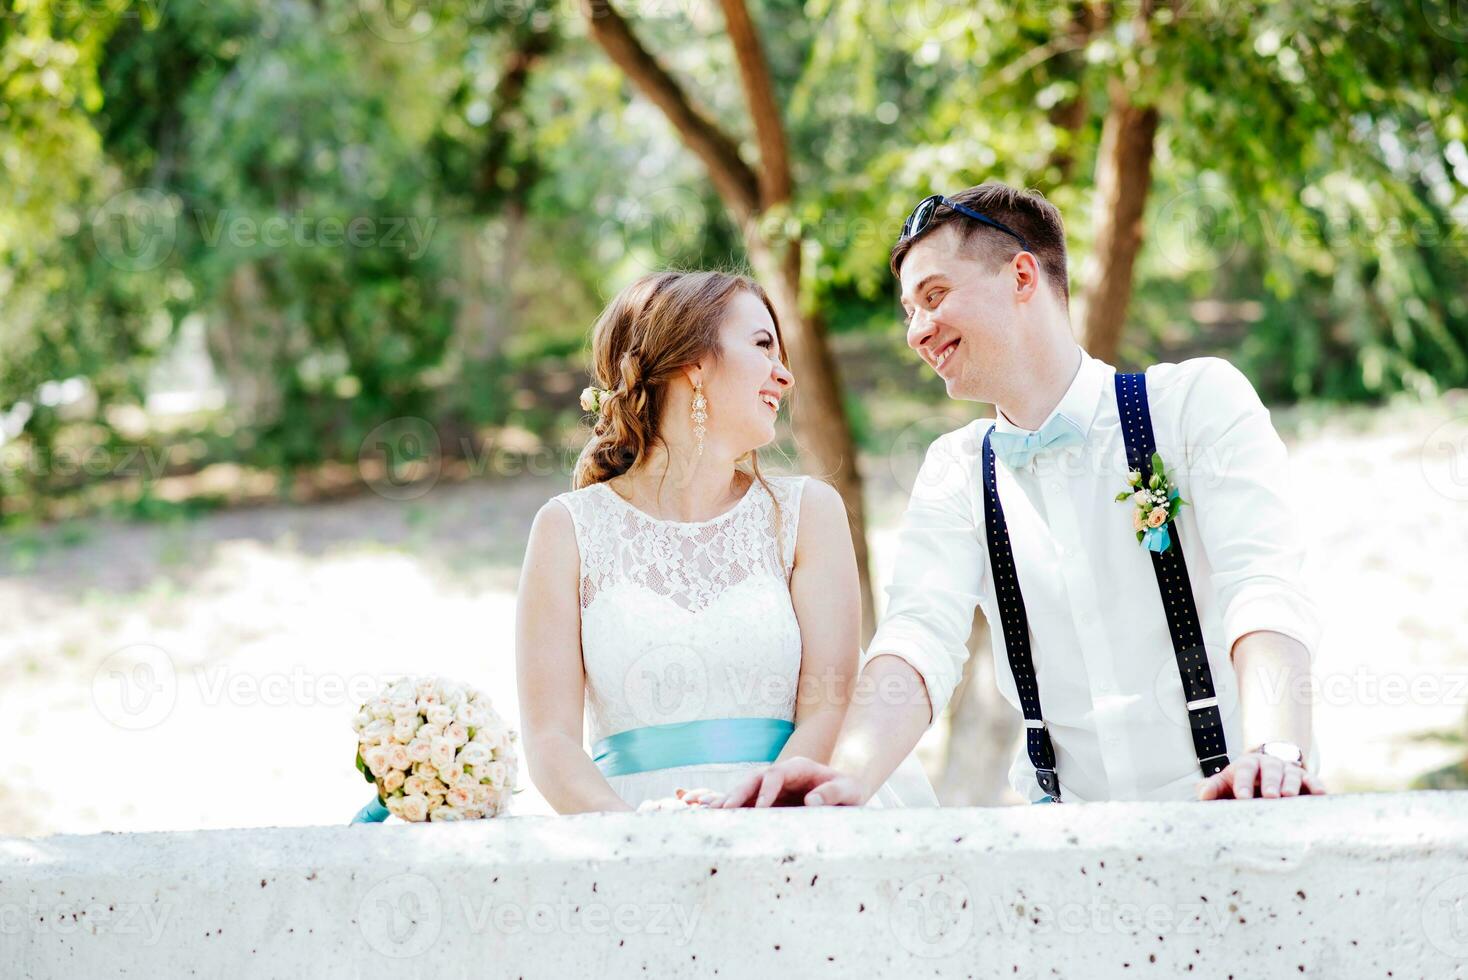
[515,269,934,812]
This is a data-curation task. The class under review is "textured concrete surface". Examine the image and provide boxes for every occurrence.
[2,791,1466,978]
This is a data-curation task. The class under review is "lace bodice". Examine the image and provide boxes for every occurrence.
[553,475,808,744]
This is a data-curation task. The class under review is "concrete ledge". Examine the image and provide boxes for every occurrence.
[3,791,1466,978]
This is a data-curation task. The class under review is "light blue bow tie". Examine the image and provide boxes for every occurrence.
[989,413,1086,469]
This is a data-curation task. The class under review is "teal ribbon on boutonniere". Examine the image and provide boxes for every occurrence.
[1115,451,1186,554]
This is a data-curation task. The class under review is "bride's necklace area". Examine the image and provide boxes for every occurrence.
[607,470,752,524]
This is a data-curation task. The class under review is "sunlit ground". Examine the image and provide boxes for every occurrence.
[3,396,1466,837]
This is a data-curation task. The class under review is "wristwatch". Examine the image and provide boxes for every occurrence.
[1255,741,1305,767]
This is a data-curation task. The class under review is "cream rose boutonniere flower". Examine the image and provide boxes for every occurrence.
[1115,452,1186,554]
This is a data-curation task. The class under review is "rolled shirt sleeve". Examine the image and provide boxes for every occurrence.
[1174,358,1322,658]
[867,425,989,723]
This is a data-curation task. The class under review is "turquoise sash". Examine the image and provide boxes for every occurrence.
[593,717,794,778]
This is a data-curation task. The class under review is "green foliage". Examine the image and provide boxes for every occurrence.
[1,0,1465,522]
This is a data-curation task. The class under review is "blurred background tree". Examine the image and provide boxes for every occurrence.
[5,0,1464,515]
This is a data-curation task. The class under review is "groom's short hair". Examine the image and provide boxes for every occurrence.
[890,183,1070,304]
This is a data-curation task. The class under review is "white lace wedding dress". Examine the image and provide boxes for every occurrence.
[552,474,935,809]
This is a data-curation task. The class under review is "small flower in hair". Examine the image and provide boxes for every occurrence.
[580,385,609,414]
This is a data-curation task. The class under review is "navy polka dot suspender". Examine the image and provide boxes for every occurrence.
[1113,372,1230,780]
[981,427,1061,801]
[978,372,1230,804]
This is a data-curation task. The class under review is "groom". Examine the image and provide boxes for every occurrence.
[723,182,1323,807]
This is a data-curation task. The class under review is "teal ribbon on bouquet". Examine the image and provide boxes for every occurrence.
[351,796,390,824]
[592,717,795,778]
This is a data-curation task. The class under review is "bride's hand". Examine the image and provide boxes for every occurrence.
[675,787,725,807]
[635,787,725,812]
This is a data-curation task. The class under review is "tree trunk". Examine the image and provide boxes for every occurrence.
[580,0,877,639]
[211,262,286,426]
[745,234,875,641]
[934,610,1018,805]
[1076,77,1158,364]
[453,203,525,366]
[1041,1,1099,187]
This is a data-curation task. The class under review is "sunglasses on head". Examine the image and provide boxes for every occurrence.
[898,194,1031,252]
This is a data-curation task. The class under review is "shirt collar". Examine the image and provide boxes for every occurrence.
[992,348,1108,445]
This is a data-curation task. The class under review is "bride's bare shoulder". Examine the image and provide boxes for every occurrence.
[791,477,850,547]
[528,493,581,556]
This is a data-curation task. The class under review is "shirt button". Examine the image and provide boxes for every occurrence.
[1048,482,1063,493]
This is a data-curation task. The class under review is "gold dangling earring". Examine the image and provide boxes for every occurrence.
[691,379,708,458]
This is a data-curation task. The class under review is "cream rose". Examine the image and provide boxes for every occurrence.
[440,681,467,708]
[429,737,456,769]
[1147,506,1169,528]
[385,743,412,771]
[400,794,430,822]
[456,743,490,768]
[363,745,390,778]
[382,769,406,794]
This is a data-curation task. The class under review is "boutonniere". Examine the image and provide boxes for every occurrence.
[1115,452,1186,554]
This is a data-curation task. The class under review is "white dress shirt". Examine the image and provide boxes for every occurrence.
[869,350,1321,802]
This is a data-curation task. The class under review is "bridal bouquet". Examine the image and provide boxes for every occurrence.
[352,676,518,822]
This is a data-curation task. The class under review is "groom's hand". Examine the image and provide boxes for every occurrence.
[1196,750,1326,801]
[718,756,867,808]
